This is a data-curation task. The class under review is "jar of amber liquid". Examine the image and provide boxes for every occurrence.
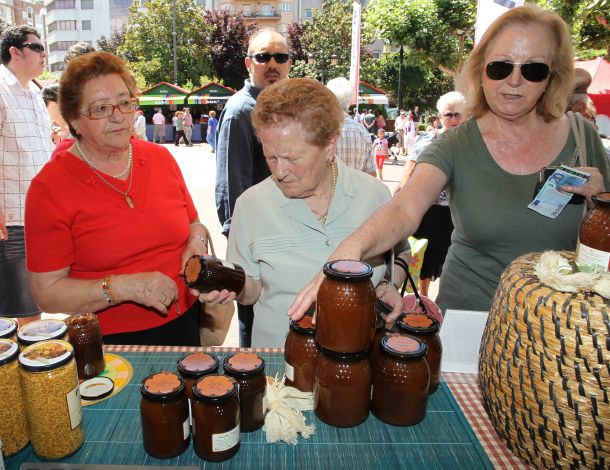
[19,340,84,459]
[140,372,190,458]
[192,374,240,462]
[65,313,105,380]
[284,314,319,392]
[177,352,219,401]
[578,192,610,271]
[17,319,68,350]
[397,313,442,393]
[316,260,375,353]
[0,339,29,457]
[0,317,17,342]
[184,255,246,293]
[223,352,266,432]
[371,335,430,426]
[314,348,371,427]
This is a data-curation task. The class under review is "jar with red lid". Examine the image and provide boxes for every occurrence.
[177,352,219,401]
[314,348,371,427]
[397,313,442,393]
[371,335,430,426]
[192,374,240,462]
[140,371,190,458]
[222,352,266,432]
[316,260,375,353]
[0,317,17,342]
[65,313,105,380]
[284,314,319,392]
[577,192,610,271]
[184,255,246,293]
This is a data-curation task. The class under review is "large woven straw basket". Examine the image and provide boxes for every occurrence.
[479,252,609,469]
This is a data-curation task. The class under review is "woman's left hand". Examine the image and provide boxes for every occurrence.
[375,283,404,325]
[180,234,209,272]
[562,166,606,197]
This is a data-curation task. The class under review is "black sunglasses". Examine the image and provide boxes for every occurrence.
[248,52,290,64]
[17,43,45,53]
[485,61,550,82]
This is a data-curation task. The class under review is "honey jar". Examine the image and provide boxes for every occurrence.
[65,313,105,380]
[397,313,442,393]
[371,335,430,426]
[140,372,190,458]
[177,352,219,401]
[284,314,319,392]
[192,374,240,462]
[184,255,246,293]
[577,192,610,270]
[316,260,376,353]
[223,352,266,432]
[17,319,68,349]
[0,317,17,341]
[0,339,29,457]
[314,348,371,427]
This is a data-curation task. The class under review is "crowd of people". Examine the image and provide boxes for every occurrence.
[1,5,610,348]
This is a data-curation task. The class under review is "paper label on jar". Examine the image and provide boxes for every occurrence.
[284,361,294,381]
[220,260,236,270]
[0,437,5,470]
[577,241,610,270]
[66,384,83,430]
[183,418,190,440]
[212,423,240,452]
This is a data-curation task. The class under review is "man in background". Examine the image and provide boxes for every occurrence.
[182,107,193,146]
[152,108,166,144]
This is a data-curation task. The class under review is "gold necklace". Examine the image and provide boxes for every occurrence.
[76,141,135,208]
[317,160,337,226]
[75,139,132,178]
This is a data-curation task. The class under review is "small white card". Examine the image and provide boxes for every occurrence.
[440,310,488,374]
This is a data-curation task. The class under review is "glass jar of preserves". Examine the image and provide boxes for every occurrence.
[577,192,610,271]
[222,352,266,432]
[192,374,240,462]
[0,317,17,342]
[17,319,68,350]
[284,314,319,392]
[314,348,371,427]
[19,340,84,459]
[371,335,430,426]
[140,372,190,458]
[0,339,29,457]
[397,313,442,393]
[184,255,246,294]
[177,352,219,401]
[65,313,105,380]
[316,260,376,353]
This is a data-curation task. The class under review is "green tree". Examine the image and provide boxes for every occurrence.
[119,0,212,88]
[97,25,127,56]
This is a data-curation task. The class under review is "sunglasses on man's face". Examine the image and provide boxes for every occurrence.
[18,43,45,53]
[249,52,290,64]
[485,61,550,82]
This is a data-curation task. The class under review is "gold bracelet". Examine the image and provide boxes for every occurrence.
[102,276,119,306]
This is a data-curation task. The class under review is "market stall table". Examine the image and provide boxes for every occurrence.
[6,346,528,470]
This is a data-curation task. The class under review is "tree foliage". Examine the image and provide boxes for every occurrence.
[97,25,127,56]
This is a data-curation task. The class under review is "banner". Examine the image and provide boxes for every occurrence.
[474,0,525,44]
[349,0,362,108]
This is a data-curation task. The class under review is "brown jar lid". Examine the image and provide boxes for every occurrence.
[289,314,315,335]
[0,338,18,366]
[177,352,219,377]
[381,334,427,359]
[0,317,17,339]
[223,352,265,378]
[592,192,610,206]
[193,374,238,403]
[319,347,369,362]
[141,371,185,401]
[184,255,204,286]
[397,313,440,335]
[323,260,373,281]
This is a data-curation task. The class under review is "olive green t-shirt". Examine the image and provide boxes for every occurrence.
[418,118,610,313]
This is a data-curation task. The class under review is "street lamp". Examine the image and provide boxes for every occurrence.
[172,0,178,85]
[307,52,338,84]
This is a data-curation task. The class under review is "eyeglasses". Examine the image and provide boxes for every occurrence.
[248,52,290,64]
[485,61,550,82]
[17,43,45,53]
[442,112,462,119]
[80,98,139,120]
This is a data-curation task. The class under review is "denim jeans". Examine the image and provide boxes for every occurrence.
[0,226,41,317]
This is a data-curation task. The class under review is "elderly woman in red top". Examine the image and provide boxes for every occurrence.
[24,52,209,346]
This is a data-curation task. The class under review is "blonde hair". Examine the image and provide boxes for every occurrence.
[456,5,573,123]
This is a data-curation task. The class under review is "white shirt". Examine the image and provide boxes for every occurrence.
[152,112,165,125]
[0,65,51,226]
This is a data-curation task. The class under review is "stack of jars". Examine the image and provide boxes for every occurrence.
[140,351,266,463]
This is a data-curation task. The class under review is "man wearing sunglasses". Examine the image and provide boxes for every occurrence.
[0,26,52,322]
[215,28,291,347]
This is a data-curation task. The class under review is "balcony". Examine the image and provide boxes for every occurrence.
[243,11,281,18]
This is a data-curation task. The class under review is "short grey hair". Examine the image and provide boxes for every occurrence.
[326,77,354,111]
[436,91,467,113]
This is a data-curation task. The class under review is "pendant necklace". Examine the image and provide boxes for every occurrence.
[76,140,135,208]
[317,160,337,226]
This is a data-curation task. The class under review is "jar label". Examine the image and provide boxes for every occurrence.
[284,361,294,381]
[0,438,5,470]
[212,423,240,452]
[66,384,83,430]
[19,340,73,369]
[0,339,18,362]
[182,418,190,440]
[577,241,610,270]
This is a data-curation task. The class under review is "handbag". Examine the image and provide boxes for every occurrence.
[198,226,236,347]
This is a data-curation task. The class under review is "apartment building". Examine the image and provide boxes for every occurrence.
[0,0,45,30]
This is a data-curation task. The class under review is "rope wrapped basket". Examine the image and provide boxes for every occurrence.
[479,251,609,469]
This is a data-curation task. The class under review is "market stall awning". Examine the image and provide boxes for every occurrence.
[138,81,189,107]
[186,82,235,105]
[358,81,389,105]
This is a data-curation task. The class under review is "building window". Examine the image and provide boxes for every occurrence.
[49,41,77,53]
[48,20,77,32]
[81,0,94,9]
[281,2,291,12]
[242,4,251,16]
[50,62,65,72]
[304,9,312,19]
[82,20,91,30]
[261,4,272,16]
[47,0,76,10]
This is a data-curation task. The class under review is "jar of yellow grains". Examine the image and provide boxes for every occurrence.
[0,339,29,457]
[19,340,84,459]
